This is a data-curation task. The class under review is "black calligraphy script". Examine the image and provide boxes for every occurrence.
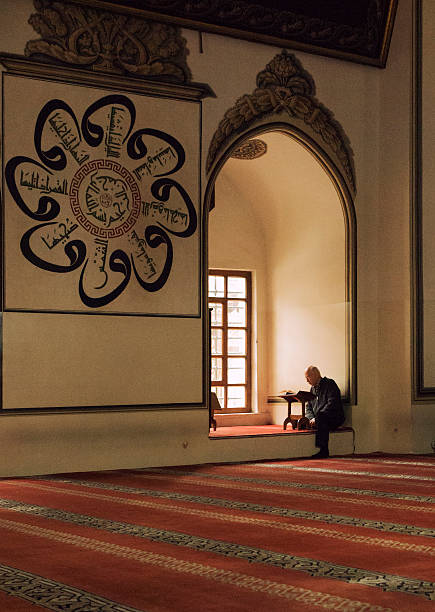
[5,95,197,308]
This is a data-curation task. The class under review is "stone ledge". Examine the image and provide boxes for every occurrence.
[214,412,271,428]
[205,426,355,462]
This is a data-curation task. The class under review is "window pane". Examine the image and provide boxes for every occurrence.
[211,357,223,382]
[228,276,246,298]
[227,386,245,409]
[209,303,223,326]
[228,300,246,327]
[211,386,225,408]
[211,328,223,355]
[208,271,251,413]
[208,275,225,297]
[228,329,246,355]
[227,357,246,384]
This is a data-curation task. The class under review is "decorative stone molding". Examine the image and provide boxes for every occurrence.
[206,51,356,194]
[230,139,267,160]
[25,0,191,83]
[98,0,397,67]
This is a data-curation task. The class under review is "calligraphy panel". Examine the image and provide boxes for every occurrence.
[3,74,200,317]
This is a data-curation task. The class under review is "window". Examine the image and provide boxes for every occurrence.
[209,270,252,412]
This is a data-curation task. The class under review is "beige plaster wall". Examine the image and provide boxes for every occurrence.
[212,132,347,425]
[194,41,379,449]
[374,0,413,453]
[0,0,432,475]
[208,170,268,413]
[0,0,211,477]
[210,132,347,421]
[259,134,346,395]
[0,409,208,476]
[0,408,353,477]
[411,0,435,452]
[3,313,203,409]
[188,0,428,454]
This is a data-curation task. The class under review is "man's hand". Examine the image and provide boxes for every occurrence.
[309,418,316,427]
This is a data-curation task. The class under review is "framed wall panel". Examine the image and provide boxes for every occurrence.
[1,57,206,410]
[412,0,435,399]
[2,72,201,317]
[86,0,398,68]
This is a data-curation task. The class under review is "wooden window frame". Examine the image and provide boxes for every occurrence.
[209,269,252,413]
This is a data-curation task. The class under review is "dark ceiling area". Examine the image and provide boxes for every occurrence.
[88,0,398,67]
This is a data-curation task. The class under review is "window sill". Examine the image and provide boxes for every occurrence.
[214,412,271,428]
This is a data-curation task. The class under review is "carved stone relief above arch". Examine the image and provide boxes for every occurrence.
[230,138,267,160]
[206,50,356,196]
[24,0,192,84]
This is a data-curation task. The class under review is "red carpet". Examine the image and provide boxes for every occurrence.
[209,424,353,438]
[0,454,434,611]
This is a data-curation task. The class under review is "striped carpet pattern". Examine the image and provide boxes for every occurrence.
[0,454,434,611]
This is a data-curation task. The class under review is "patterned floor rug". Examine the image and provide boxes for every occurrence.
[0,454,434,611]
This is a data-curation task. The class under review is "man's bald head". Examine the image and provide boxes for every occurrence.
[305,366,321,387]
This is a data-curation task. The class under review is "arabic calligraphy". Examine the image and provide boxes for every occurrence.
[133,146,176,179]
[89,237,109,289]
[41,218,78,250]
[48,111,89,165]
[105,106,126,159]
[20,169,68,195]
[128,230,157,279]
[85,172,130,228]
[142,200,188,226]
[6,94,197,309]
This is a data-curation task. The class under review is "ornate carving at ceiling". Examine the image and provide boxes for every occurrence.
[206,50,356,194]
[230,139,267,160]
[85,0,398,67]
[25,0,192,83]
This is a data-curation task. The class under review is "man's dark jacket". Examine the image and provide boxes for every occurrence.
[305,377,344,422]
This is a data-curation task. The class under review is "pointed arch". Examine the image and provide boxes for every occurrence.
[204,52,357,405]
[206,50,356,197]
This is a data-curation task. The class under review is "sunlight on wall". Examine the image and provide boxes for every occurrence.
[209,131,346,413]
[208,171,268,413]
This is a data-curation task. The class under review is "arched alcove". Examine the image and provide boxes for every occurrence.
[203,51,357,421]
[204,123,356,419]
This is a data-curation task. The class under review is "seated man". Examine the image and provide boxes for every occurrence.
[305,365,345,459]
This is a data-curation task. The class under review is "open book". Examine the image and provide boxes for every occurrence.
[279,390,315,401]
